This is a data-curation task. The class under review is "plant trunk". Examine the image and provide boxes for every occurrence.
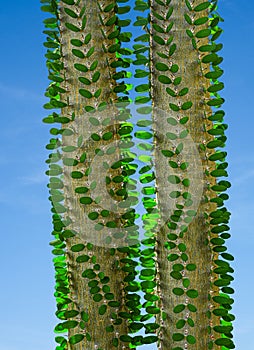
[151,1,220,349]
[59,1,130,349]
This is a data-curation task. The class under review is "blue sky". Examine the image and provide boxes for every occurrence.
[0,1,253,349]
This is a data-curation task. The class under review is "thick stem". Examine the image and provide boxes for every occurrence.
[59,1,130,349]
[151,1,220,349]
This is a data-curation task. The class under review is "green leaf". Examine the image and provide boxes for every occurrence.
[76,255,89,263]
[183,278,190,288]
[173,77,182,86]
[118,19,131,27]
[187,335,196,344]
[118,5,131,14]
[75,186,89,194]
[129,322,143,332]
[79,77,91,85]
[184,13,192,25]
[62,0,75,4]
[134,131,153,140]
[98,304,107,315]
[199,43,216,52]
[74,63,88,72]
[186,289,198,298]
[153,11,164,20]
[108,43,120,53]
[64,310,79,318]
[161,150,174,157]
[168,254,179,261]
[173,304,185,314]
[181,101,192,110]
[94,88,102,98]
[153,23,165,33]
[103,3,115,12]
[168,175,181,184]
[194,16,209,25]
[158,75,172,84]
[178,243,186,252]
[41,5,54,13]
[155,62,169,71]
[170,191,181,198]
[187,304,197,312]
[104,292,114,300]
[185,0,192,10]
[79,89,93,98]
[62,230,76,238]
[214,338,235,349]
[84,33,92,44]
[90,60,98,71]
[157,51,168,59]
[187,318,195,327]
[166,87,177,98]
[134,69,149,78]
[80,197,93,205]
[166,6,173,19]
[142,335,158,344]
[193,2,210,12]
[87,47,95,57]
[85,108,94,116]
[170,271,182,280]
[173,288,184,296]
[181,253,188,261]
[173,263,184,272]
[70,39,82,47]
[196,29,211,38]
[169,103,180,112]
[135,84,150,92]
[171,64,179,73]
[69,334,85,345]
[120,335,132,342]
[146,306,160,314]
[172,332,184,341]
[178,87,189,96]
[71,244,85,252]
[169,43,177,56]
[92,71,100,83]
[213,295,233,305]
[62,320,78,329]
[207,140,223,149]
[210,169,228,177]
[65,22,80,32]
[71,171,83,179]
[186,263,196,271]
[64,8,78,18]
[141,268,155,277]
[205,69,223,79]
[207,98,225,106]
[176,319,186,329]
[154,35,165,45]
[213,325,233,334]
[221,252,234,261]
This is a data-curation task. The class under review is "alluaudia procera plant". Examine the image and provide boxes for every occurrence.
[42,0,235,349]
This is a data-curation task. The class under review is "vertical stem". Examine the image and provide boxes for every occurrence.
[151,1,220,349]
[59,1,131,349]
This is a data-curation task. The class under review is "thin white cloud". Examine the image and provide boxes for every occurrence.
[231,169,254,185]
[18,172,48,185]
[0,82,43,102]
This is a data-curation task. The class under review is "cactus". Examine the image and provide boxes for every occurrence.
[42,1,234,349]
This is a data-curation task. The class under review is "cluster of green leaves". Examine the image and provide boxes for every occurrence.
[185,1,234,349]
[42,2,75,349]
[42,0,234,349]
[150,1,200,346]
[149,0,234,348]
